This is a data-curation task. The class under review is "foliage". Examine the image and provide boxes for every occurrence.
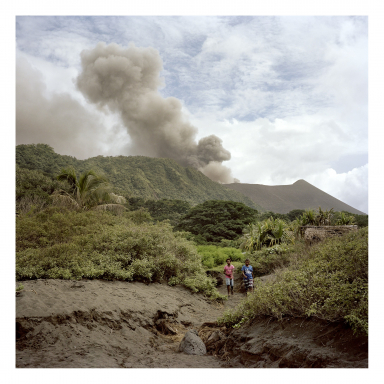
[16,165,69,213]
[335,212,356,225]
[16,144,79,176]
[175,200,258,243]
[296,207,335,226]
[219,228,368,336]
[352,213,368,228]
[197,245,244,269]
[16,284,24,292]
[332,211,367,228]
[16,144,260,209]
[285,209,306,222]
[219,238,243,248]
[127,198,191,226]
[53,167,126,210]
[16,208,223,299]
[248,243,299,276]
[124,208,153,224]
[254,209,305,223]
[292,208,367,236]
[254,209,367,229]
[256,211,289,222]
[240,217,295,251]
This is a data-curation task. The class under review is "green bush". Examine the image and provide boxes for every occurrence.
[333,211,368,228]
[219,228,368,336]
[197,245,244,268]
[16,165,70,213]
[248,243,299,276]
[16,208,224,300]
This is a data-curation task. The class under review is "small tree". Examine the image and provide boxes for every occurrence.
[175,200,257,243]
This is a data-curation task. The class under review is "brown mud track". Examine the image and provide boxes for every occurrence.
[16,274,367,368]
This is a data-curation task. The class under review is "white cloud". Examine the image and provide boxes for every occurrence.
[15,16,368,211]
[190,114,367,212]
[306,165,368,213]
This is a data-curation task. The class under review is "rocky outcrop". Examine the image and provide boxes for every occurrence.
[300,225,358,244]
[179,330,207,355]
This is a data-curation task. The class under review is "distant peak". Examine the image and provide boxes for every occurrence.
[293,179,309,185]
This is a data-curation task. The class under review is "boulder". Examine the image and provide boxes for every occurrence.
[205,330,227,353]
[179,330,207,355]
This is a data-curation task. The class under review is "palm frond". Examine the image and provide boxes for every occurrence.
[54,168,126,210]
[56,167,78,191]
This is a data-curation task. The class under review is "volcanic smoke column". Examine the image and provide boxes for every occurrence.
[76,42,234,183]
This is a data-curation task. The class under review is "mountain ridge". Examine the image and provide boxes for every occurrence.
[16,144,366,215]
[224,179,366,215]
[15,144,262,210]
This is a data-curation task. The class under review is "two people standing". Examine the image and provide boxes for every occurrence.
[224,258,254,297]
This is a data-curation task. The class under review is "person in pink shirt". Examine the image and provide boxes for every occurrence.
[224,258,235,297]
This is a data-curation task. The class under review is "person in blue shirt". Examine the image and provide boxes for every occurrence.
[241,259,254,294]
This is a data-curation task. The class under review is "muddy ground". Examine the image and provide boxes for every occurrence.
[16,272,367,368]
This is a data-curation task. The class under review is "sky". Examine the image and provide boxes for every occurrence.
[15,15,368,213]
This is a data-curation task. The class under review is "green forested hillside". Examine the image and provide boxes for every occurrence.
[16,144,262,209]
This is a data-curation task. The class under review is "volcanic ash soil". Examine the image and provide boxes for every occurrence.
[16,276,367,368]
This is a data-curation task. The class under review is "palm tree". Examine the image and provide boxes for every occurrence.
[52,167,126,212]
[240,217,294,252]
[336,212,356,225]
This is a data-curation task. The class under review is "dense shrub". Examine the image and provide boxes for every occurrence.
[255,209,305,223]
[127,198,191,226]
[333,211,368,228]
[295,207,368,228]
[16,165,69,213]
[176,200,257,243]
[219,228,368,335]
[16,209,224,299]
[247,244,298,276]
[197,245,244,269]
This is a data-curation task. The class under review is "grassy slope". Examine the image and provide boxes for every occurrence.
[219,228,368,336]
[16,144,261,209]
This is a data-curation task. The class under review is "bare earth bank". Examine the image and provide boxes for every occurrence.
[16,278,367,368]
